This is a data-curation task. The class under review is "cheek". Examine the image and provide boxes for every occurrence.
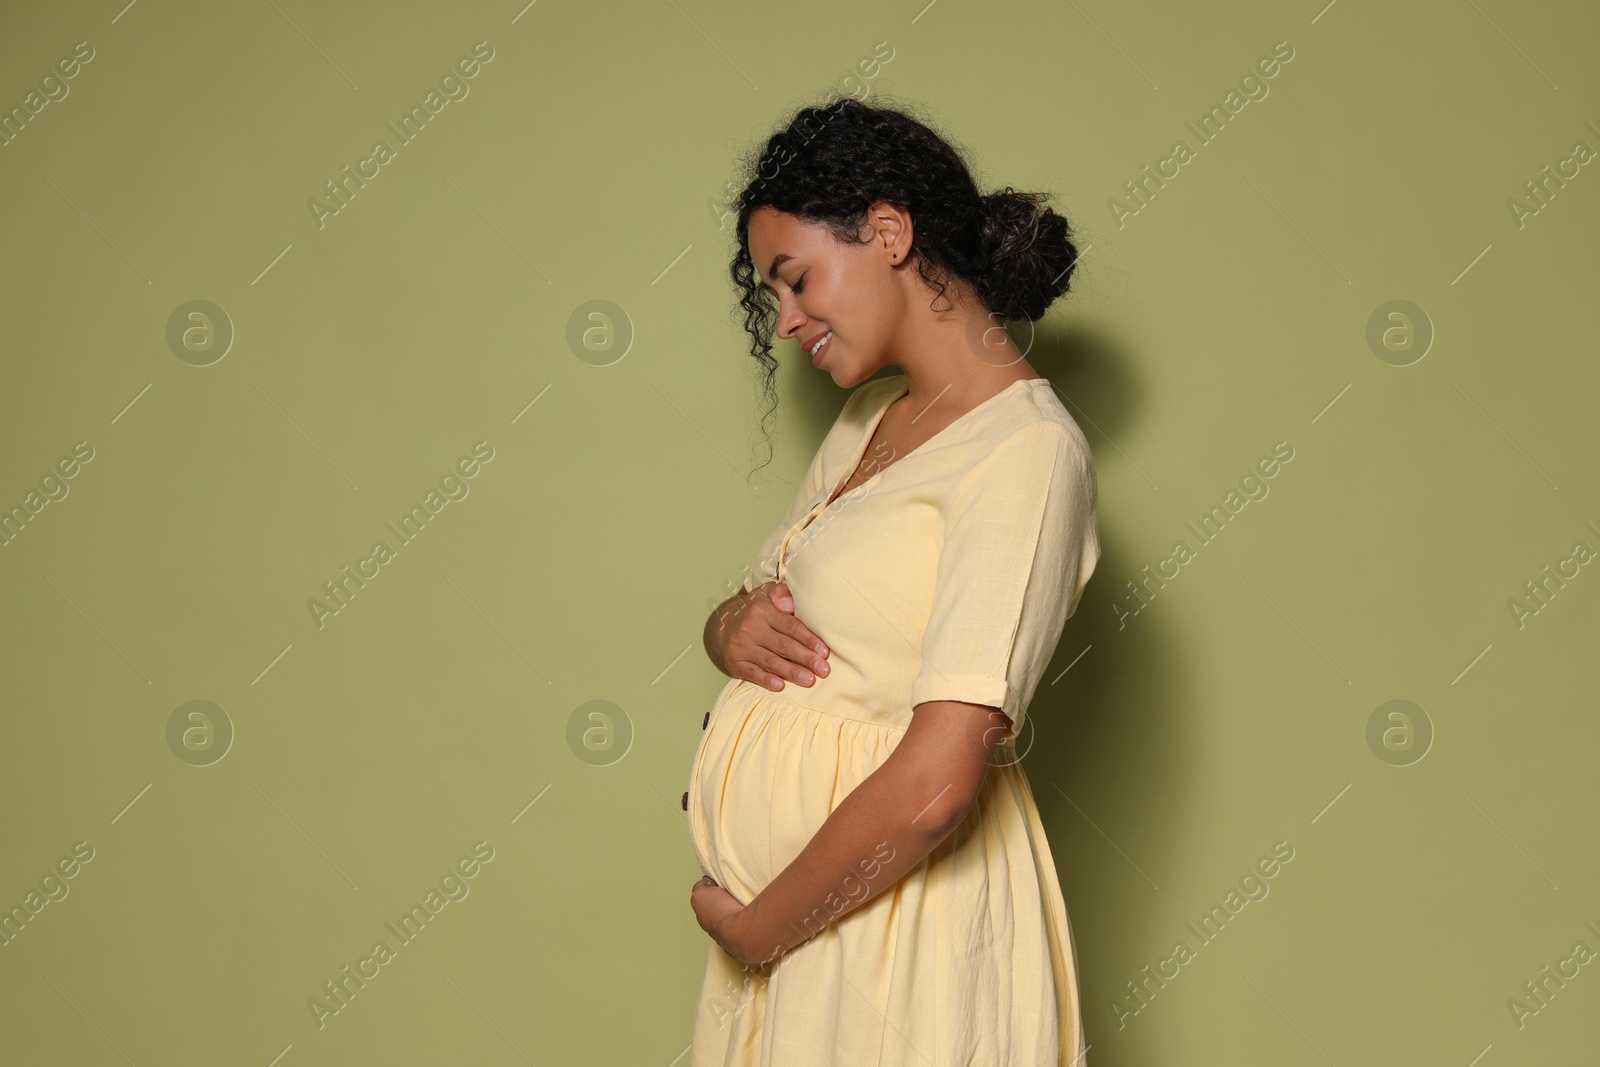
[838,296,889,353]
[822,273,869,324]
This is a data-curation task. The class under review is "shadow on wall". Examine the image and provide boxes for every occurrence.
[991,322,1197,1020]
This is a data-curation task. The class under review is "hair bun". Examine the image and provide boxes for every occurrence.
[976,187,1079,322]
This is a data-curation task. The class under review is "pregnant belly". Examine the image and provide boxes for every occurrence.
[688,680,904,904]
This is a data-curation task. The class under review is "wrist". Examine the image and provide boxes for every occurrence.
[726,895,779,968]
[735,894,811,970]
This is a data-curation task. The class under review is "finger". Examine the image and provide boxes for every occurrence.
[744,644,819,688]
[773,612,829,659]
[745,669,786,693]
[732,648,797,691]
[745,594,827,657]
[764,582,796,614]
[765,632,830,681]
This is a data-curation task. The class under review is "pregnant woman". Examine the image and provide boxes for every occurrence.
[686,97,1102,1066]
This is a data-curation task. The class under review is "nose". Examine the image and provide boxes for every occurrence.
[775,296,807,341]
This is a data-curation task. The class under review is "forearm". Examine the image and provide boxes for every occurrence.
[733,754,968,966]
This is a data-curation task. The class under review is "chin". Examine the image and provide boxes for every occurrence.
[825,360,870,388]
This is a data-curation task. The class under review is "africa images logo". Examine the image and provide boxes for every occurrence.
[306,41,497,230]
[306,841,495,1030]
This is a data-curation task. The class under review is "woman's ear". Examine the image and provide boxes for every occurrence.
[864,199,913,263]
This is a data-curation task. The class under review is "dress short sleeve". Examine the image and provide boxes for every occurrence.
[908,421,1100,739]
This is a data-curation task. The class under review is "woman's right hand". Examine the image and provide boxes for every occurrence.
[710,581,831,691]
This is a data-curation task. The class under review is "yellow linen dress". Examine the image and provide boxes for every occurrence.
[687,373,1101,1066]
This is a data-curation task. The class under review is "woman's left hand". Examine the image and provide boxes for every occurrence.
[690,876,762,969]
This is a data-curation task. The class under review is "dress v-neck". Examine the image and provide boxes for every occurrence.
[815,375,1050,517]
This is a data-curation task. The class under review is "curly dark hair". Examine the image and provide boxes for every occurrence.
[726,95,1081,473]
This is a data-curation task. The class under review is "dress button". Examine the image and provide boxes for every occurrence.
[681,791,689,811]
[702,712,710,730]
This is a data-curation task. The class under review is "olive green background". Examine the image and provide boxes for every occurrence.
[2,0,1597,1063]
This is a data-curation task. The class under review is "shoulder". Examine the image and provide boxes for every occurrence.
[948,391,1098,521]
[982,387,1095,479]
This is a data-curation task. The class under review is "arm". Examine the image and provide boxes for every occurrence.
[723,699,1012,967]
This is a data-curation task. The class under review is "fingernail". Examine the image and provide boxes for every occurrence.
[815,661,828,676]
[769,678,783,691]
[797,670,814,685]
[815,643,828,656]
[779,597,794,611]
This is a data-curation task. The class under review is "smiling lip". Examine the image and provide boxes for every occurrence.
[810,332,833,366]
